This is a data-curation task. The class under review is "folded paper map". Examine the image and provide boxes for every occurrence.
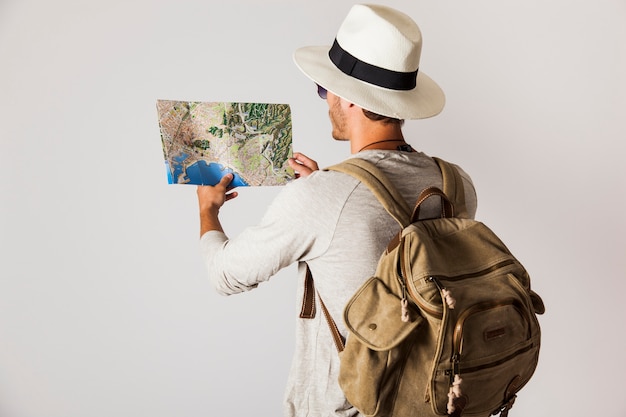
[157,100,295,186]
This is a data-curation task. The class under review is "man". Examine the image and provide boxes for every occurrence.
[197,4,477,416]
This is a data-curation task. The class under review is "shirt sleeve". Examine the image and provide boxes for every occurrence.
[199,171,358,295]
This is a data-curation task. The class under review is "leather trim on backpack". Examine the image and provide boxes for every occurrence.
[299,265,316,319]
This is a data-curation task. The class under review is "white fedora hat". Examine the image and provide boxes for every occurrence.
[293,4,445,120]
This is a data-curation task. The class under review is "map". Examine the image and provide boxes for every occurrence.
[157,100,295,186]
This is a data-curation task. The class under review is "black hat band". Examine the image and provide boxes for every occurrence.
[328,39,418,91]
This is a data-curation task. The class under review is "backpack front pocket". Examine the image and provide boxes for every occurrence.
[431,297,540,415]
[340,277,425,416]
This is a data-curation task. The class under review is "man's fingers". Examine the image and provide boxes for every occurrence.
[225,191,238,202]
[292,153,319,171]
[218,173,234,187]
[289,153,320,178]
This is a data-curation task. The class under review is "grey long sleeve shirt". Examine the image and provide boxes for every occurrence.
[200,150,477,417]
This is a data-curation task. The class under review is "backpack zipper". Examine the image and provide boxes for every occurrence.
[449,297,533,378]
[397,253,443,318]
[446,342,536,377]
[396,251,417,322]
[407,259,519,319]
[433,259,517,282]
[453,298,531,353]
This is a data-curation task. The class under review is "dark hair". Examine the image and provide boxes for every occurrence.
[362,109,404,126]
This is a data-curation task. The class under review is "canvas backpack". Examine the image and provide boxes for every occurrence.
[300,157,545,417]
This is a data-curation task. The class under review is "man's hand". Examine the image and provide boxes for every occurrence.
[197,174,239,236]
[288,152,319,178]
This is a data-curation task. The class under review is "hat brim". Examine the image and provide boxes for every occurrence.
[294,45,445,120]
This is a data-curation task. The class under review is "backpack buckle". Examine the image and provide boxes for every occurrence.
[492,375,521,417]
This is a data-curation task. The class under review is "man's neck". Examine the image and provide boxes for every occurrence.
[350,123,406,154]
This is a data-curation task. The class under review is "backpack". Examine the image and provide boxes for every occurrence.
[300,157,545,417]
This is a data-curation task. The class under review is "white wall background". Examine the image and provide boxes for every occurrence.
[1,0,624,416]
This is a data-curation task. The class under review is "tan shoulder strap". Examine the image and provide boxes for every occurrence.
[432,157,469,219]
[302,157,469,353]
[327,158,412,227]
[303,159,410,354]
[299,264,345,352]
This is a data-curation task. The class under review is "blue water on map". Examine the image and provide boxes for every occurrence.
[167,152,248,186]
[187,161,248,186]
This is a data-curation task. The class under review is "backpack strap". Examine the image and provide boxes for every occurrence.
[300,158,412,352]
[300,158,411,354]
[300,157,467,353]
[327,158,412,227]
[300,264,346,352]
[432,157,469,219]
[332,157,469,221]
